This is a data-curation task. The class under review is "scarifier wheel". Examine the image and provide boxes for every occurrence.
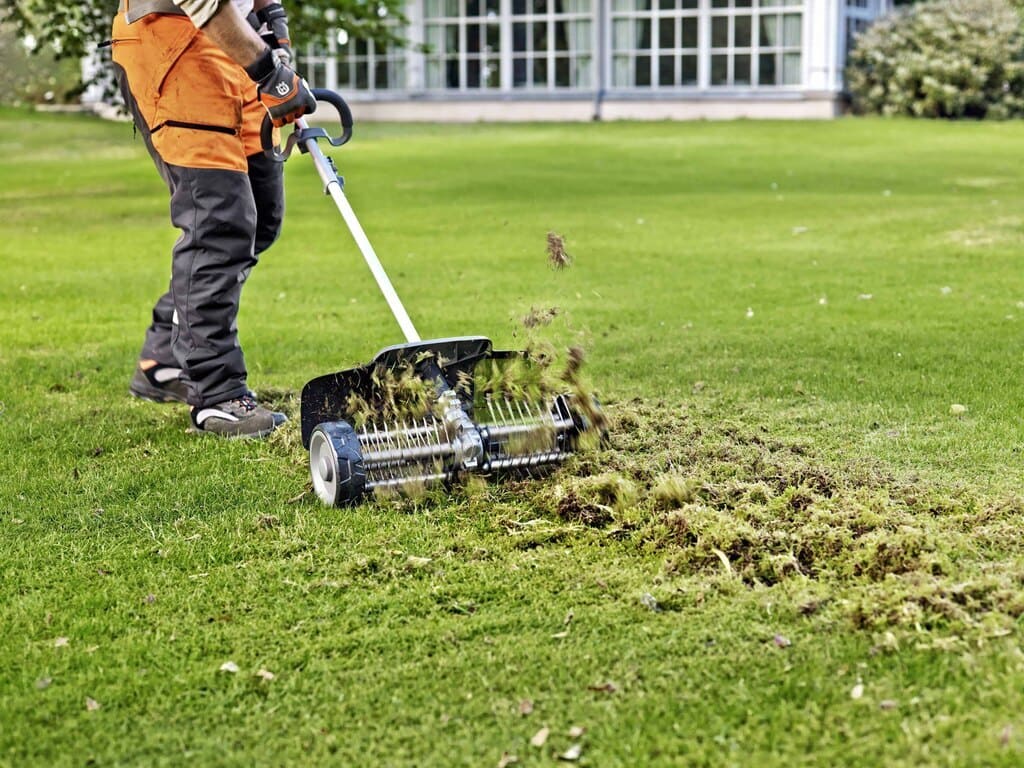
[309,421,366,507]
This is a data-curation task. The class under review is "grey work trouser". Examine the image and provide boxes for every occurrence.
[114,62,284,408]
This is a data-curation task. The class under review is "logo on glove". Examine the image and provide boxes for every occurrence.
[274,81,291,97]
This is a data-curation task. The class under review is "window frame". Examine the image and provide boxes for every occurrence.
[609,0,806,92]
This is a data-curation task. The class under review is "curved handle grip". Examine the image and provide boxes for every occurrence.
[311,88,354,147]
[261,88,355,162]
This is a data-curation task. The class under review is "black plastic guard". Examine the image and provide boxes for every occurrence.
[300,336,516,448]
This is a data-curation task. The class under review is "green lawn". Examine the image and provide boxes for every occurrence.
[2,107,1024,766]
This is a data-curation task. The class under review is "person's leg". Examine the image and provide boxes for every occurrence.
[112,13,284,434]
[163,162,257,407]
[112,44,189,402]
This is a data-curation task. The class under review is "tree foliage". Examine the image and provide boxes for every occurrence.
[0,23,83,104]
[0,0,408,63]
[846,0,1024,119]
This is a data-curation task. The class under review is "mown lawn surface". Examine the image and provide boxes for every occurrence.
[2,107,1024,766]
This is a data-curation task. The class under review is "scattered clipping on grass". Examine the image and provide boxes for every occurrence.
[450,395,1024,647]
[559,743,583,762]
[546,231,572,269]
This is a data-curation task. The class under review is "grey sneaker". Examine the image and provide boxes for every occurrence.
[189,393,287,439]
[130,364,189,404]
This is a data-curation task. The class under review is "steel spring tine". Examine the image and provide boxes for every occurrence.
[514,398,530,424]
[377,422,391,479]
[364,431,373,474]
[423,417,434,473]
[540,399,553,425]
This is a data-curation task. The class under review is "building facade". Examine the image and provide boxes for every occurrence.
[300,0,892,121]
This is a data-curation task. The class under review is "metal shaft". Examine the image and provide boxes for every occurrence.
[298,119,421,344]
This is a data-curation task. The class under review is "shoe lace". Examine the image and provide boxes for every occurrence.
[233,394,259,412]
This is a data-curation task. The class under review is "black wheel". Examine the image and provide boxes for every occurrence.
[309,421,367,506]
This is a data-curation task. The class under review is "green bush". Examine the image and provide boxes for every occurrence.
[847,0,1024,119]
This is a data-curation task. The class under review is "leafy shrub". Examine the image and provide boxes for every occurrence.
[847,0,1024,119]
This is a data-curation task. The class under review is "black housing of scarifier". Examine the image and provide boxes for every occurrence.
[300,336,496,448]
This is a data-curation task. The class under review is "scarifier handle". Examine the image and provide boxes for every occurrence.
[261,88,354,162]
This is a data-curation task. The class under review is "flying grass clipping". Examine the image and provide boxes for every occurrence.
[547,231,572,269]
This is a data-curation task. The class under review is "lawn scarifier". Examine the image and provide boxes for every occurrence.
[266,91,604,506]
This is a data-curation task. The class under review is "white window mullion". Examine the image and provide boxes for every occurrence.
[500,0,512,90]
[751,6,759,88]
[547,15,555,90]
[727,9,733,86]
[675,15,681,88]
[650,5,658,91]
[459,0,468,90]
[326,27,339,92]
[698,0,709,90]
[408,0,425,92]
[601,0,611,92]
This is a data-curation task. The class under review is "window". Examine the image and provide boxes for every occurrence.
[423,0,594,91]
[711,0,802,88]
[336,36,407,91]
[844,0,880,54]
[306,0,810,95]
[511,0,594,90]
[756,3,802,86]
[612,0,802,90]
[425,0,502,90]
[612,0,700,89]
[300,27,407,92]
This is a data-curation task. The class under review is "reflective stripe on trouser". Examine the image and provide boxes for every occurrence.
[111,13,283,407]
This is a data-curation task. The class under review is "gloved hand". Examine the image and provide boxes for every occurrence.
[246,49,317,127]
[256,3,294,67]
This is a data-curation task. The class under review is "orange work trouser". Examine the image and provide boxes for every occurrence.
[111,12,273,169]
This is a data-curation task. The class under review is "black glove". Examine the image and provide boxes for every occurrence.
[246,48,316,127]
[256,3,293,67]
